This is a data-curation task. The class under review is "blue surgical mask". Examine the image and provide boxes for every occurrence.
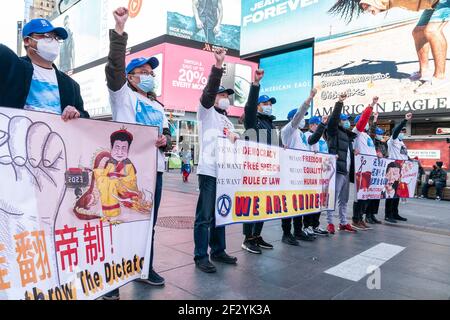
[342,121,350,129]
[365,124,370,131]
[261,105,272,116]
[398,133,404,141]
[299,119,306,129]
[137,75,155,93]
[376,134,383,141]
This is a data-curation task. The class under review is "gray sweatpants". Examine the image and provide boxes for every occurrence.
[327,173,349,225]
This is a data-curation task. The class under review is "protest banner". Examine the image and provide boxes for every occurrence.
[0,107,158,300]
[355,154,419,200]
[215,138,336,227]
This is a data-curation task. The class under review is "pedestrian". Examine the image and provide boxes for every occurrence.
[193,47,238,273]
[241,68,275,254]
[279,89,318,246]
[385,112,413,223]
[351,97,379,231]
[326,93,358,234]
[420,161,447,200]
[303,115,331,237]
[0,18,89,120]
[102,7,172,299]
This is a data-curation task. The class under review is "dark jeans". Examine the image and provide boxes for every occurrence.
[303,213,321,229]
[366,199,380,215]
[243,222,264,238]
[194,174,226,262]
[281,216,303,236]
[385,198,400,219]
[353,200,369,222]
[105,172,164,298]
[422,182,446,198]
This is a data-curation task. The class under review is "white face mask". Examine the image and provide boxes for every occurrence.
[299,119,306,129]
[217,98,231,111]
[30,37,61,62]
[261,105,273,116]
[365,124,370,131]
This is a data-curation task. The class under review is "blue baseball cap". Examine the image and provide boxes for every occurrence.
[23,18,68,40]
[287,108,309,121]
[354,115,361,125]
[375,127,385,135]
[126,57,160,74]
[309,116,322,125]
[217,86,235,95]
[340,114,351,121]
[258,95,277,105]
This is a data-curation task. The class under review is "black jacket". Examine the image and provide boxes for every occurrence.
[430,168,447,185]
[243,84,278,146]
[0,44,89,118]
[369,120,388,158]
[327,101,356,178]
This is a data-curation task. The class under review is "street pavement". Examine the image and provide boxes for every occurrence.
[117,171,450,300]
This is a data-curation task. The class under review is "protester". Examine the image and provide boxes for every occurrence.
[365,112,387,224]
[303,115,330,236]
[102,7,172,299]
[280,89,318,245]
[385,113,413,223]
[193,47,239,273]
[180,145,192,183]
[0,18,89,120]
[351,97,379,231]
[420,161,447,200]
[326,93,357,234]
[329,0,450,94]
[241,69,275,254]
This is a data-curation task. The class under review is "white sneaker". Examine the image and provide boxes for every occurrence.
[414,77,450,94]
[436,196,441,201]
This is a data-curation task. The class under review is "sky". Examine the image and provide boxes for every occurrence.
[0,1,25,53]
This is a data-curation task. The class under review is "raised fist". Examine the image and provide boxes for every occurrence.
[339,93,347,102]
[405,113,413,121]
[113,7,129,34]
[254,69,264,84]
[214,47,226,68]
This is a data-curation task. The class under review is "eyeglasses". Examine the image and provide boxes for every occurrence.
[30,33,64,43]
[130,71,155,77]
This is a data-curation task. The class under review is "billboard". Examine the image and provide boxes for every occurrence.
[240,0,419,56]
[167,0,241,50]
[259,47,313,121]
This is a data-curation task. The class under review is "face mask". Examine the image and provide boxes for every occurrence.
[30,37,61,62]
[398,133,404,141]
[218,98,231,111]
[299,119,306,129]
[261,105,272,116]
[342,121,350,130]
[137,75,155,93]
[375,134,383,141]
[365,124,370,131]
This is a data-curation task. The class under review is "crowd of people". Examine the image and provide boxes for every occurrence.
[0,6,447,300]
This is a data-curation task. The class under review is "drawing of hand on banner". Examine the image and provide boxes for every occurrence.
[0,112,67,220]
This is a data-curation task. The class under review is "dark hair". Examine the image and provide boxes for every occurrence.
[328,0,363,23]
[386,161,401,174]
[110,131,133,148]
[436,161,443,168]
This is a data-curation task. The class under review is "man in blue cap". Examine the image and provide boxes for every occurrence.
[303,115,331,237]
[279,89,318,246]
[102,7,172,299]
[240,69,277,254]
[0,18,88,120]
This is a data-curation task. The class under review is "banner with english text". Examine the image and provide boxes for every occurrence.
[0,107,158,300]
[215,138,336,227]
[355,154,419,200]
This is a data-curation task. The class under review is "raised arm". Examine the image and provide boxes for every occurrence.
[244,69,263,130]
[200,48,225,109]
[369,111,379,138]
[308,115,328,145]
[105,7,129,92]
[392,113,412,139]
[355,97,377,132]
[291,89,317,129]
[327,93,347,136]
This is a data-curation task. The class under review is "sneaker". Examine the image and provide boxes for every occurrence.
[282,233,300,246]
[313,226,329,236]
[211,252,238,264]
[371,215,382,224]
[241,238,262,254]
[436,196,441,201]
[295,230,315,242]
[327,224,335,235]
[393,214,407,222]
[305,227,317,239]
[339,224,357,233]
[103,294,120,300]
[351,221,367,231]
[195,259,217,273]
[419,195,425,199]
[255,236,274,249]
[384,217,398,224]
[365,215,376,224]
[414,77,450,94]
[360,220,373,230]
[137,269,165,286]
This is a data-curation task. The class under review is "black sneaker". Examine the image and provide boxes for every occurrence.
[103,294,120,300]
[393,214,407,222]
[195,259,217,273]
[365,215,376,224]
[384,217,397,224]
[371,215,382,224]
[241,238,262,254]
[313,226,329,236]
[136,269,165,286]
[211,252,238,264]
[255,236,274,249]
[295,230,315,242]
[282,233,300,246]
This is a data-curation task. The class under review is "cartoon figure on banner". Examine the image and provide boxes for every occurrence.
[69,128,153,224]
[356,156,372,192]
